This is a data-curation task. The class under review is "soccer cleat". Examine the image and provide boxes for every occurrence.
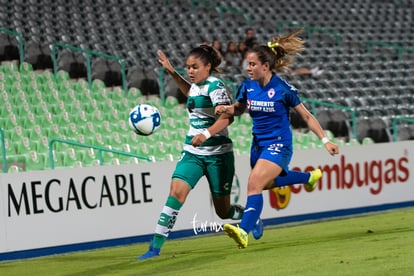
[224,224,248,249]
[137,242,160,260]
[252,218,264,240]
[306,169,322,190]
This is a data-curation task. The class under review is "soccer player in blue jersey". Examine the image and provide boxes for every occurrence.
[216,29,339,249]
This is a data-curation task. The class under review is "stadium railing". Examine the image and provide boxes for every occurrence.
[50,43,128,94]
[48,138,152,170]
[302,97,357,139]
[190,1,252,26]
[276,20,342,46]
[0,127,6,173]
[158,67,239,106]
[216,6,252,27]
[392,117,414,142]
[0,27,24,65]
[366,41,414,60]
[157,67,180,105]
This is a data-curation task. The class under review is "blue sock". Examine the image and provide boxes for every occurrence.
[240,194,263,233]
[274,170,310,187]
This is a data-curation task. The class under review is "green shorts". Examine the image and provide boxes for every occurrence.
[172,150,235,197]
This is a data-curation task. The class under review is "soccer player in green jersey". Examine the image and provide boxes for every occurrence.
[138,45,259,260]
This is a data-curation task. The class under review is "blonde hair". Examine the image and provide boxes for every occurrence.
[250,29,305,73]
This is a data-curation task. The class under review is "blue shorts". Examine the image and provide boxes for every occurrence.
[250,142,292,176]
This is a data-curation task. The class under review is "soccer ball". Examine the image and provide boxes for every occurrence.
[128,104,161,136]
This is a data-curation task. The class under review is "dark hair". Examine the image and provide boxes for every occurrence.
[248,29,305,73]
[186,45,222,74]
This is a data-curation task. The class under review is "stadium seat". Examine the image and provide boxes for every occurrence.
[57,49,87,79]
[395,125,412,141]
[8,164,23,173]
[24,40,53,70]
[92,58,122,87]
[1,0,414,171]
[0,33,19,62]
[26,151,47,171]
[361,137,375,145]
[164,95,179,108]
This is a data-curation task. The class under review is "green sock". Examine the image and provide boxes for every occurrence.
[228,204,244,220]
[152,196,183,249]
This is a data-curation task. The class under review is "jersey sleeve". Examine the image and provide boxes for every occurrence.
[282,81,301,108]
[209,80,233,106]
[235,80,248,104]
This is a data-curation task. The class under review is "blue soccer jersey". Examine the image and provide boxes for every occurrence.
[236,73,301,147]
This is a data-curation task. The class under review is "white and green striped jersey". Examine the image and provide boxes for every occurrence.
[183,75,233,155]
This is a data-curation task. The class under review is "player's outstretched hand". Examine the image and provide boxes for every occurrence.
[157,50,174,73]
[325,142,339,156]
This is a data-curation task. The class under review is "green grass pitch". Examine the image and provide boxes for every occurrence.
[1,207,414,275]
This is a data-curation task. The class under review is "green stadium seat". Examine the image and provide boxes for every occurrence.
[293,131,309,146]
[87,109,104,123]
[26,151,47,171]
[167,105,187,118]
[109,132,124,148]
[333,138,346,147]
[31,124,45,137]
[91,120,106,135]
[119,155,141,164]
[162,116,179,130]
[232,135,250,155]
[106,87,124,102]
[55,70,71,83]
[362,137,375,145]
[51,151,65,168]
[91,78,106,93]
[12,136,36,155]
[165,95,179,108]
[75,148,99,167]
[147,95,163,107]
[101,98,114,110]
[45,123,63,139]
[73,110,88,124]
[1,90,8,103]
[1,61,19,74]
[176,127,187,140]
[75,134,86,144]
[229,123,250,138]
[62,122,79,138]
[112,119,129,134]
[19,62,34,73]
[169,140,183,160]
[99,145,118,164]
[136,142,154,157]
[37,135,51,153]
[94,133,106,147]
[6,154,27,172]
[62,147,79,168]
[152,141,173,161]
[324,129,335,141]
[239,112,252,125]
[8,164,24,173]
[127,87,142,100]
[345,138,361,146]
[111,157,121,165]
[99,120,112,134]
